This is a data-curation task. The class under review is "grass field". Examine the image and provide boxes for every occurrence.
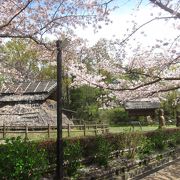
[0,125,176,142]
[109,125,167,133]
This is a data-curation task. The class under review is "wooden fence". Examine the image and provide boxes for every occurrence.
[0,123,109,139]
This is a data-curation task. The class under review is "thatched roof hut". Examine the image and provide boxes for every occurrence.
[0,80,73,126]
[124,98,160,116]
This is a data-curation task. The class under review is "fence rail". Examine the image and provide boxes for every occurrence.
[0,123,109,139]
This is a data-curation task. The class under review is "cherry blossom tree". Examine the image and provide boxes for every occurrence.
[0,0,179,103]
[68,36,179,103]
[0,0,114,83]
[68,0,180,102]
[0,0,114,47]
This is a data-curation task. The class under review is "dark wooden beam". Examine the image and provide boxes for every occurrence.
[56,40,63,179]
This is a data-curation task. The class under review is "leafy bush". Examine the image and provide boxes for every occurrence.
[99,107,129,125]
[37,140,56,164]
[120,131,144,159]
[149,130,168,151]
[175,131,180,144]
[0,137,48,180]
[168,131,180,147]
[138,137,154,159]
[36,128,180,171]
[69,85,101,121]
[93,136,112,166]
[64,140,82,177]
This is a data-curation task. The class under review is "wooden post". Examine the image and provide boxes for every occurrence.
[81,120,84,130]
[106,125,109,133]
[25,124,28,140]
[139,122,142,130]
[48,124,51,138]
[95,123,97,136]
[79,121,81,130]
[101,123,104,134]
[3,124,6,139]
[68,124,70,137]
[132,124,135,131]
[84,124,86,136]
[102,123,105,134]
[56,40,63,179]
[122,167,128,180]
[176,111,180,127]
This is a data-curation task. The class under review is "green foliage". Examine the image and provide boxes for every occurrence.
[0,39,58,81]
[149,130,168,151]
[161,90,179,122]
[93,136,112,166]
[36,128,180,177]
[1,39,39,78]
[37,140,56,164]
[119,131,144,159]
[124,68,144,81]
[38,63,57,80]
[168,134,177,148]
[0,75,5,86]
[0,137,48,180]
[175,131,180,144]
[64,140,82,177]
[138,137,154,159]
[168,131,180,147]
[70,85,101,121]
[99,107,129,125]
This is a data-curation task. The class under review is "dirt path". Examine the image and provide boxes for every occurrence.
[143,160,180,180]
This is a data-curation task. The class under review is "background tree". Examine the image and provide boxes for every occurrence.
[161,90,180,122]
[0,39,40,81]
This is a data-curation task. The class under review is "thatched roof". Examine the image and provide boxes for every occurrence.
[124,98,160,110]
[0,80,57,102]
[0,100,74,126]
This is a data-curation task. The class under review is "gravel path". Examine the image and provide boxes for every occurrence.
[143,160,180,180]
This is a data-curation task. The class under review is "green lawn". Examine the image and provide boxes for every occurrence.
[109,125,176,133]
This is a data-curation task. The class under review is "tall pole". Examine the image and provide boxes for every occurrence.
[56,40,63,179]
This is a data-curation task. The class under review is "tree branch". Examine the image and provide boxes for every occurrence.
[119,16,178,45]
[0,34,53,51]
[0,0,33,30]
[149,85,180,96]
[149,0,180,18]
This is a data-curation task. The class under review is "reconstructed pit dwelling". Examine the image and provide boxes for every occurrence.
[0,80,73,126]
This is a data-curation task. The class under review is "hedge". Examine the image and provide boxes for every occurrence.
[38,128,180,164]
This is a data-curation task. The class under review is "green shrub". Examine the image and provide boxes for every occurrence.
[121,131,144,159]
[69,85,101,121]
[64,140,82,177]
[36,128,180,169]
[0,137,48,180]
[93,136,112,166]
[175,131,180,144]
[99,107,129,125]
[37,140,56,164]
[149,130,168,151]
[138,137,154,159]
[168,131,180,147]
